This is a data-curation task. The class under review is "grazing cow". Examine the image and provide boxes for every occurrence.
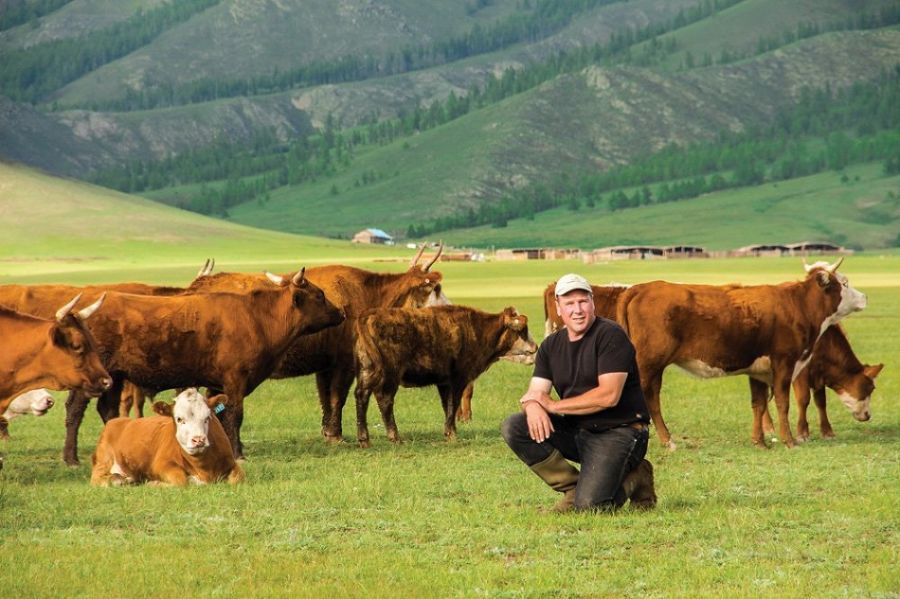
[353,305,538,447]
[188,244,449,443]
[91,388,243,486]
[753,325,883,441]
[0,295,111,418]
[61,269,343,464]
[615,259,867,449]
[0,388,55,440]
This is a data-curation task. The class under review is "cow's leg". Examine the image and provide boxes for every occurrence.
[792,375,812,442]
[373,382,401,444]
[456,382,474,423]
[442,382,466,442]
[219,379,247,460]
[63,390,91,466]
[316,371,340,443]
[813,388,835,438]
[642,369,674,451]
[97,380,123,423]
[749,378,771,449]
[354,383,373,448]
[771,367,797,448]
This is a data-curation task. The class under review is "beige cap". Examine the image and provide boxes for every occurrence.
[555,273,592,296]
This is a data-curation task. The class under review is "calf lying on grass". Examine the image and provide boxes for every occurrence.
[91,388,244,486]
[354,305,537,447]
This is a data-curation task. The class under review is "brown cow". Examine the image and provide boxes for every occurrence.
[544,277,879,447]
[60,269,343,464]
[615,259,867,449]
[188,244,449,444]
[91,388,243,486]
[0,295,111,417]
[754,325,883,442]
[353,305,538,447]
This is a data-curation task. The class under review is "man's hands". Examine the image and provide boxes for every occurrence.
[521,391,555,442]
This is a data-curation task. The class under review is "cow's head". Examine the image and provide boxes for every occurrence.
[805,258,867,321]
[383,242,450,309]
[6,389,55,418]
[49,294,112,397]
[265,268,345,334]
[500,308,538,358]
[154,389,228,456]
[834,363,883,422]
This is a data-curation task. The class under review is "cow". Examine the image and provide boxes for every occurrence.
[353,305,538,447]
[614,258,867,449]
[187,243,449,444]
[0,295,111,418]
[455,353,535,424]
[91,388,243,486]
[0,388,55,440]
[60,269,343,464]
[754,325,883,442]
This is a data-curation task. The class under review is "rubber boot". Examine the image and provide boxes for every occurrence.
[621,459,657,510]
[529,449,580,513]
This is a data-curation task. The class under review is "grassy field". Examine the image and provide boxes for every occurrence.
[1,247,897,598]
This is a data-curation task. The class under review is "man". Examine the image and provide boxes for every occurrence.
[501,273,657,512]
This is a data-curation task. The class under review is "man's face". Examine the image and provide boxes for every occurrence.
[555,290,595,337]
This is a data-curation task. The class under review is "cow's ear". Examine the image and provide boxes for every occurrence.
[506,313,526,331]
[864,363,884,379]
[153,401,173,417]
[816,269,831,287]
[206,394,229,409]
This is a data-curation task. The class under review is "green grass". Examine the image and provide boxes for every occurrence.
[1,249,898,597]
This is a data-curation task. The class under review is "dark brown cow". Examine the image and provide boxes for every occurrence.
[10,270,343,464]
[754,325,883,442]
[614,259,867,449]
[0,295,111,424]
[91,388,243,486]
[353,305,538,447]
[188,244,448,443]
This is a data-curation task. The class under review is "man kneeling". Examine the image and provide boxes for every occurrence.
[501,274,656,512]
[91,388,244,486]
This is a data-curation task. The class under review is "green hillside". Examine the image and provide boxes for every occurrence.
[0,161,404,282]
[437,163,900,251]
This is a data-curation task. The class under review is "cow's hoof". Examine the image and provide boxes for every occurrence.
[323,434,343,445]
[751,440,769,449]
[664,440,677,452]
[358,439,371,449]
[822,431,836,439]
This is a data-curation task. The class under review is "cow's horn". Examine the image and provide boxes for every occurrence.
[291,267,307,286]
[77,293,105,320]
[424,240,444,272]
[410,243,427,268]
[802,258,812,273]
[55,294,82,321]
[197,258,215,277]
[265,271,284,285]
[828,257,844,272]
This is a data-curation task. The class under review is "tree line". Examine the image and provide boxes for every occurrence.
[0,0,221,104]
[0,0,72,32]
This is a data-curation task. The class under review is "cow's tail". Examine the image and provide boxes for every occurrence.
[616,288,636,337]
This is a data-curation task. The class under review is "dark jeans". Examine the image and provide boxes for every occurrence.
[501,412,649,511]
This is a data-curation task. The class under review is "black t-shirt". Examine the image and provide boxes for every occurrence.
[533,317,649,431]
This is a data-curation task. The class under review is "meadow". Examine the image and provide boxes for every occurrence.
[0,249,898,598]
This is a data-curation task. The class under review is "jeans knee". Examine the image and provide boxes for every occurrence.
[500,413,521,445]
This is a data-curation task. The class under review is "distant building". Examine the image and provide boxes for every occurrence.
[732,243,790,257]
[584,246,666,262]
[494,248,580,261]
[352,228,394,245]
[785,241,850,256]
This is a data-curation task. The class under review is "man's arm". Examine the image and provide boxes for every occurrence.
[536,372,628,416]
[519,377,554,443]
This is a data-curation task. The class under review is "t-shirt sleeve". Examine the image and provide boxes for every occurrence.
[595,326,636,374]
[532,341,553,380]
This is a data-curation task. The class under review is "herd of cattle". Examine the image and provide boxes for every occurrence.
[0,248,882,486]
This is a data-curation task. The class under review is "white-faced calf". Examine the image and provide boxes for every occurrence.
[91,388,244,486]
